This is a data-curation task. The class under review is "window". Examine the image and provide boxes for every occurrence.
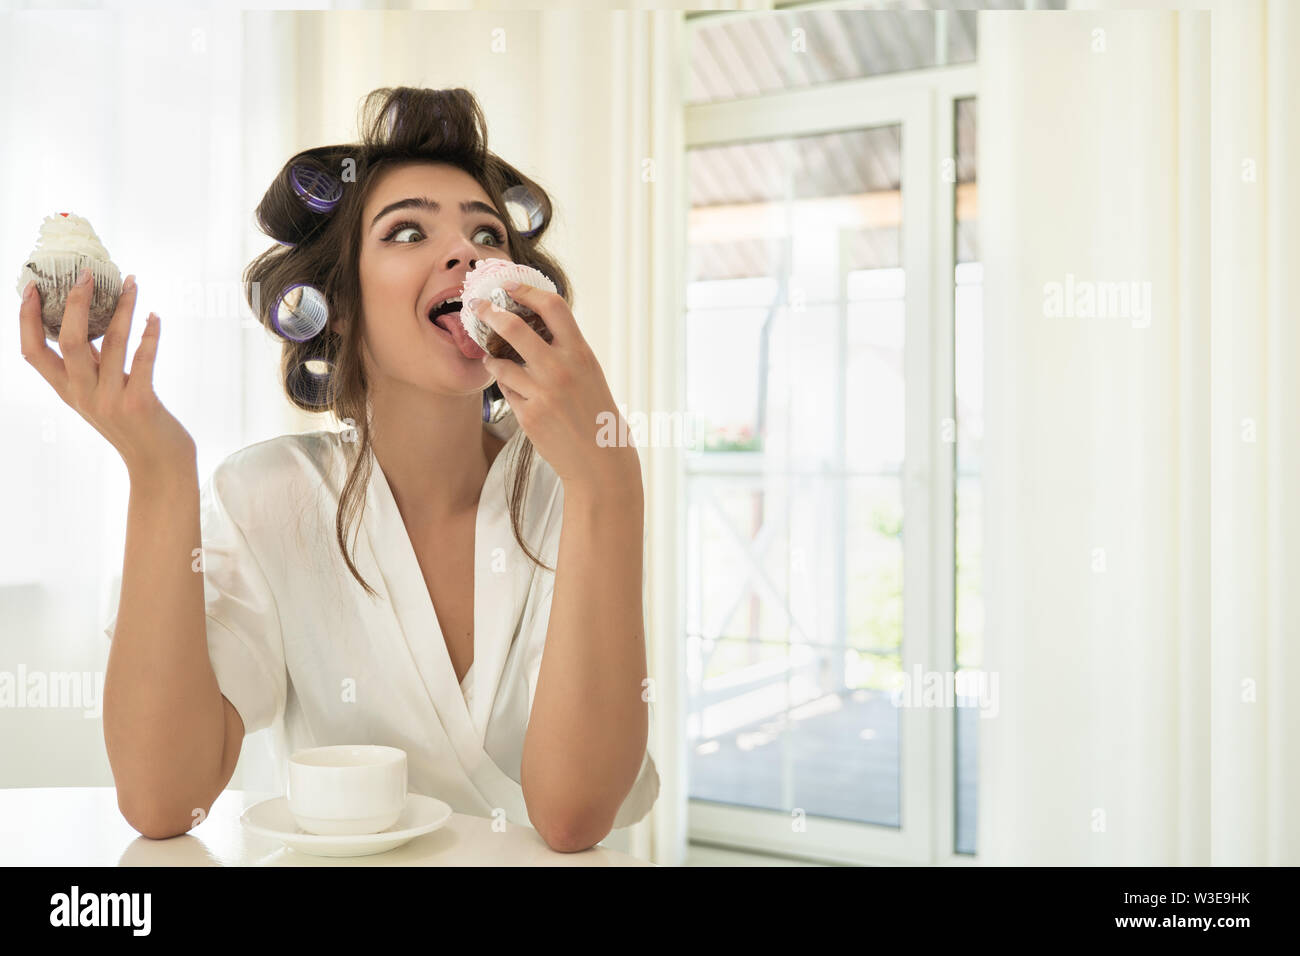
[686,125,906,829]
[683,4,982,865]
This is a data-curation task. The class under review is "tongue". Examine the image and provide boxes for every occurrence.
[442,311,486,359]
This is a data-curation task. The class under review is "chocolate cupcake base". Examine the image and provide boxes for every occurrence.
[18,253,122,341]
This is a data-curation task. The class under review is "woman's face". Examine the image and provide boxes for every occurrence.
[356,161,513,394]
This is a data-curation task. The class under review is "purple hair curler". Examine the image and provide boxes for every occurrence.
[272,283,329,341]
[501,184,544,238]
[290,162,343,214]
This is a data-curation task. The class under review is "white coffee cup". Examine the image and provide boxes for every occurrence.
[287,745,408,835]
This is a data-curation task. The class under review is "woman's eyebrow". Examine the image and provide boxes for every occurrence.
[369,197,505,233]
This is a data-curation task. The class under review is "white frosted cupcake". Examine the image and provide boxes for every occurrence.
[16,212,123,341]
[458,259,557,363]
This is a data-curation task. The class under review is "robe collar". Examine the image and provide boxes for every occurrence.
[357,413,538,818]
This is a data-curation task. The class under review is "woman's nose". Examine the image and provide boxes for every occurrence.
[441,232,480,267]
[444,250,479,270]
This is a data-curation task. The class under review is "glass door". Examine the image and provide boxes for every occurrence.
[684,88,937,865]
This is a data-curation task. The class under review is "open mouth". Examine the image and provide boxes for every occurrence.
[424,296,486,360]
[427,296,462,331]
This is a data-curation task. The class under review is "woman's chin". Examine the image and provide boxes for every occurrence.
[429,362,494,394]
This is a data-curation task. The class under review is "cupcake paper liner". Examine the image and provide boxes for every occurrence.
[18,253,123,342]
[457,261,558,363]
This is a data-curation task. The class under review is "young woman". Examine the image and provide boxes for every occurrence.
[20,86,658,852]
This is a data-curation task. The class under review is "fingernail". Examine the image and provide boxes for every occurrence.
[123,274,136,293]
[76,267,92,287]
[502,281,521,292]
[22,280,36,301]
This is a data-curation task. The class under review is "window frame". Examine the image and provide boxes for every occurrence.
[681,61,978,867]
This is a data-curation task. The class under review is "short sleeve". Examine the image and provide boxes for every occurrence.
[101,459,288,737]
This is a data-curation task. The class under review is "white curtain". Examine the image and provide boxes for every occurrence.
[0,8,295,790]
[1,3,695,864]
[979,0,1300,865]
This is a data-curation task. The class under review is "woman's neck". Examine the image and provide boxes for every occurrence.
[369,390,507,524]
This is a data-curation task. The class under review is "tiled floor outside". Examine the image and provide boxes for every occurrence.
[687,687,980,861]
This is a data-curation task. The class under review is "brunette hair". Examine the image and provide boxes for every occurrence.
[243,86,566,596]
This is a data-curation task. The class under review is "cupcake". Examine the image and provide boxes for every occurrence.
[458,259,558,364]
[16,212,123,341]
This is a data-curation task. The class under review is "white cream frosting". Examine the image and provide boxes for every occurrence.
[26,213,113,260]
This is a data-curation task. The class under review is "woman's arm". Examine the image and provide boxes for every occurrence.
[520,468,649,852]
[104,459,233,838]
[475,281,653,852]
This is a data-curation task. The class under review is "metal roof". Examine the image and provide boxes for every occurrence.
[687,6,1004,279]
[688,1,1062,106]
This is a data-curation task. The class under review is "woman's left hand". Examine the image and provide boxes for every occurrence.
[478,283,641,495]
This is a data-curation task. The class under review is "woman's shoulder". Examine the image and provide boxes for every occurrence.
[215,428,342,472]
[208,429,349,503]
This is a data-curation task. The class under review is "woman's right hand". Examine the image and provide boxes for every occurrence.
[19,267,197,479]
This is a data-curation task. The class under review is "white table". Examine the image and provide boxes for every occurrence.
[0,787,653,867]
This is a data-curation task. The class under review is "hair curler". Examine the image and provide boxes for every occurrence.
[287,351,334,408]
[501,184,544,238]
[290,161,343,214]
[272,283,329,341]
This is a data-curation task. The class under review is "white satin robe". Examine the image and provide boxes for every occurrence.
[102,410,659,833]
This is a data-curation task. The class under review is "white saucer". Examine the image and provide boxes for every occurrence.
[240,794,453,858]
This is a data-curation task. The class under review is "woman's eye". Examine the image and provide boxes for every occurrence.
[383,222,506,247]
[474,225,505,247]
